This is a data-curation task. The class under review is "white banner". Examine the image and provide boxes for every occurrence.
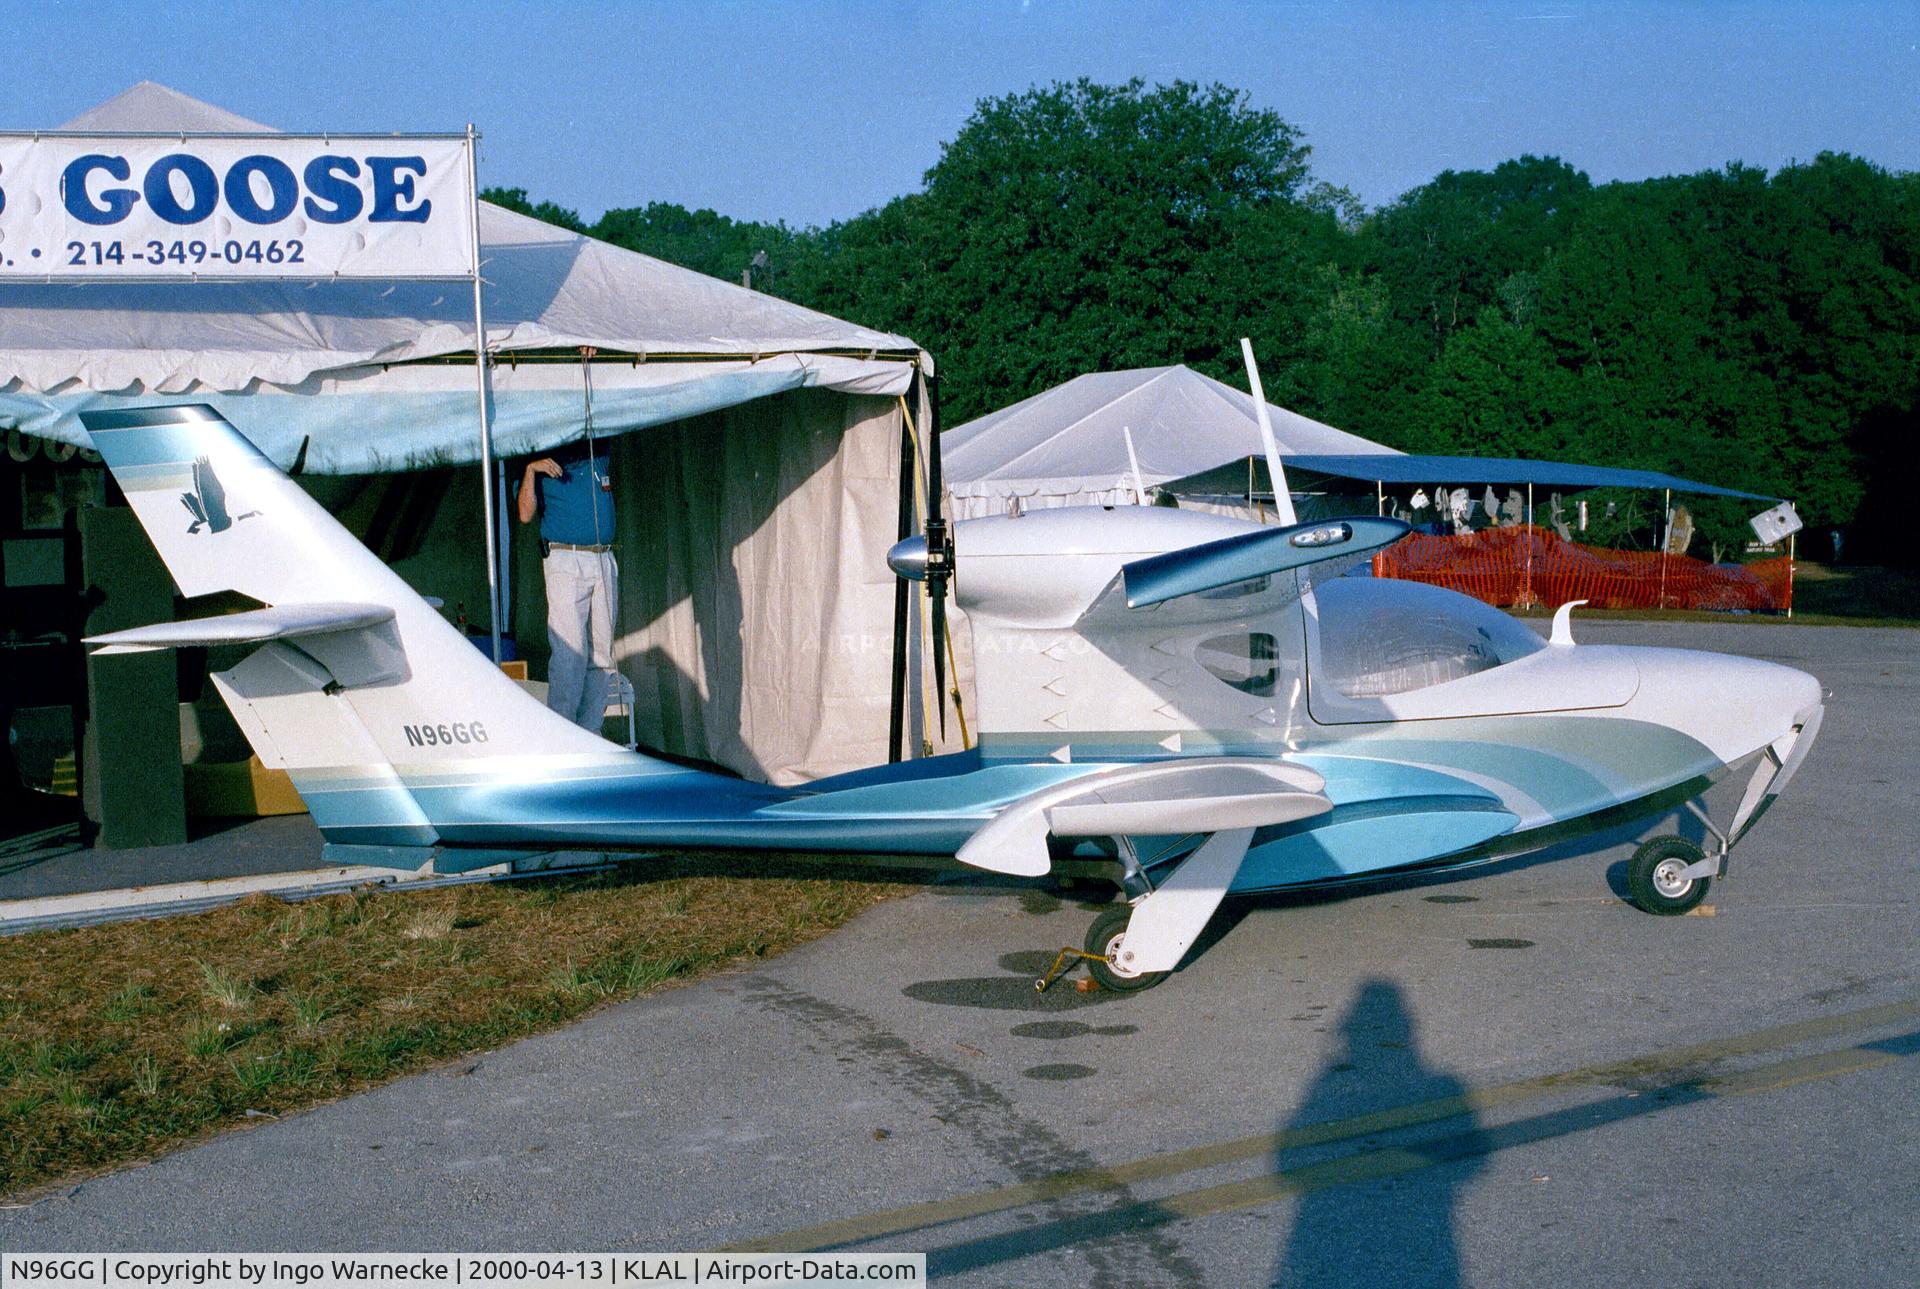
[0,134,475,279]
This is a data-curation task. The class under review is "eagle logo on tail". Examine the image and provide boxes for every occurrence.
[181,456,262,534]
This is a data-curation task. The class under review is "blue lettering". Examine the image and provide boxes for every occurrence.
[301,155,364,224]
[223,155,298,225]
[367,156,430,223]
[144,154,219,225]
[61,154,138,225]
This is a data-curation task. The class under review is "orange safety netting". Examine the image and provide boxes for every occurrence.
[1373,526,1793,613]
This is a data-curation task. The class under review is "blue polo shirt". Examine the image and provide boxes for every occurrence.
[527,441,616,546]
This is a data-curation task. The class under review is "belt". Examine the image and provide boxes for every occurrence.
[547,541,614,553]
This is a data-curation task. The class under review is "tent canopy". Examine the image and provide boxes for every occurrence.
[941,365,1396,513]
[1,83,938,785]
[1169,452,1780,503]
[1,83,924,473]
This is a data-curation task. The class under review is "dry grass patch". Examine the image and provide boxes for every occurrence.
[0,856,906,1199]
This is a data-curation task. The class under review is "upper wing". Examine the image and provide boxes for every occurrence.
[956,758,1330,877]
[1122,516,1410,609]
[1074,515,1410,631]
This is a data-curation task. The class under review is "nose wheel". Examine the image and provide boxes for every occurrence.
[1031,904,1174,993]
[1626,835,1711,915]
[1082,905,1170,992]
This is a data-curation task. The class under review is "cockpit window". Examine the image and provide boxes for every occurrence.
[1309,579,1545,698]
[1197,632,1279,696]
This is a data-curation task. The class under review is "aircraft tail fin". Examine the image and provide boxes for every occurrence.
[80,405,643,850]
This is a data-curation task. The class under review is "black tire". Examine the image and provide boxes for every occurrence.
[1627,836,1711,915]
[1084,905,1169,992]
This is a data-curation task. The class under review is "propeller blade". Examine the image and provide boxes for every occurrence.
[888,570,910,762]
[930,569,949,741]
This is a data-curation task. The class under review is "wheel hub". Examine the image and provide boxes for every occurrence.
[1103,931,1144,978]
[1653,857,1693,899]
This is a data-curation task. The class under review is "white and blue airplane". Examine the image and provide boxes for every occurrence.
[79,403,1824,992]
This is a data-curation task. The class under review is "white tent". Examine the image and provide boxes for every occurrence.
[0,83,938,784]
[941,365,1398,518]
[2,83,921,470]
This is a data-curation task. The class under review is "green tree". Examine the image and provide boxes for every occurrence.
[483,97,1920,557]
[898,78,1321,421]
[590,202,808,289]
[1358,156,1593,360]
[1412,308,1572,458]
[481,186,587,234]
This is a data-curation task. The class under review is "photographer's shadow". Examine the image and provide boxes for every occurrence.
[1273,978,1485,1288]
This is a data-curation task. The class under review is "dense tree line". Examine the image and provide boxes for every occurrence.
[486,79,1920,560]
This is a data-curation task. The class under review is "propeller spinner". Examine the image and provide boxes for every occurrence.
[887,520,956,740]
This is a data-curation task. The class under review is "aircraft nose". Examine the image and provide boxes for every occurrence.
[1783,665,1823,719]
[1725,654,1823,722]
[1650,648,1822,762]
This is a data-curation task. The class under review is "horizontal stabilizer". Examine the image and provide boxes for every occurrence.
[956,759,1330,877]
[86,602,396,655]
[1121,516,1410,609]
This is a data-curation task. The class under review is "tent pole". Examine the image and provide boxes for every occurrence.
[1787,530,1796,619]
[1376,480,1383,517]
[465,123,502,665]
[497,460,511,639]
[1659,487,1671,610]
[1525,480,1534,609]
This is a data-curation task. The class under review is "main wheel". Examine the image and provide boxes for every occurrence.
[1626,836,1711,915]
[1084,906,1169,992]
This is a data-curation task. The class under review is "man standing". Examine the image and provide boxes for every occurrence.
[516,434,618,733]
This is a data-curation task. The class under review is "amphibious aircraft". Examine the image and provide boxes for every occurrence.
[79,399,1823,992]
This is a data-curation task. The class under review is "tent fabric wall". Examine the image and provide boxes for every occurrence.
[591,387,911,785]
[266,386,910,786]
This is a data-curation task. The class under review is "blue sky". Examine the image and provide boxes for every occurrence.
[13,1,1918,227]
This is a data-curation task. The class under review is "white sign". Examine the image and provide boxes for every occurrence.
[1749,500,1802,545]
[0,134,475,279]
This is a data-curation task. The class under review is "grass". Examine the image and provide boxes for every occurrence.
[0,856,905,1201]
[1783,561,1920,624]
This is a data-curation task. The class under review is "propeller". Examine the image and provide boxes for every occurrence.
[924,376,953,743]
[885,374,957,752]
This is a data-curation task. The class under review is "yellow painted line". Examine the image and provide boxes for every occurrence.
[1066,1036,1920,1230]
[1700,1046,1901,1097]
[724,993,1920,1254]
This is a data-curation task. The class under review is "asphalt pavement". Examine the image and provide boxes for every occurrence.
[4,620,1917,1288]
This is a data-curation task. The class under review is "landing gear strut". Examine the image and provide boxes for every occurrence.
[1033,828,1253,994]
